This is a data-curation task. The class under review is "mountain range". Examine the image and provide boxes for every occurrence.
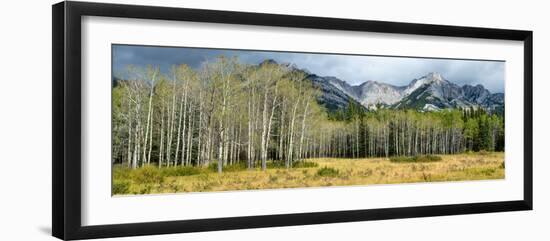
[305,69,504,113]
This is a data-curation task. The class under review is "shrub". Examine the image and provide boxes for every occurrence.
[207,162,219,171]
[113,165,131,179]
[166,180,180,192]
[138,185,153,194]
[390,155,442,163]
[267,161,319,169]
[112,180,130,194]
[293,161,319,168]
[421,172,432,181]
[162,166,201,177]
[130,165,164,184]
[269,175,279,183]
[390,156,407,163]
[267,161,286,169]
[266,160,318,169]
[225,162,248,172]
[481,168,496,176]
[208,162,247,172]
[316,166,340,177]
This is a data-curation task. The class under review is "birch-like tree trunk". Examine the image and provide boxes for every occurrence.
[286,97,300,168]
[297,100,310,161]
[141,69,157,165]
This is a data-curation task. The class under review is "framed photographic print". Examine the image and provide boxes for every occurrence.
[52,1,533,240]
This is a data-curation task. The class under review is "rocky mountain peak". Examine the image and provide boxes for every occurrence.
[255,59,504,113]
[426,72,443,81]
[321,71,503,112]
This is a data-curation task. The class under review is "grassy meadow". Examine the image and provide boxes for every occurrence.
[112,152,504,195]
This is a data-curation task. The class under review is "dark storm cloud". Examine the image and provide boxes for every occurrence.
[113,45,505,93]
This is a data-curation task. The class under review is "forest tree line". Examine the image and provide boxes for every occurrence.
[112,56,505,173]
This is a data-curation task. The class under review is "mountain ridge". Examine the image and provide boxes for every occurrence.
[315,71,503,112]
[261,59,503,113]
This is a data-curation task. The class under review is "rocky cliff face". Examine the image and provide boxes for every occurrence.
[263,60,504,113]
[317,71,504,112]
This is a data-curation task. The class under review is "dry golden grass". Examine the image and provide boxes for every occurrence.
[113,152,504,195]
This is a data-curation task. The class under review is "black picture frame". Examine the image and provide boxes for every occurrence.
[52,1,533,240]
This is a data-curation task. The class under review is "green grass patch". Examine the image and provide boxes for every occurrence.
[266,161,286,169]
[161,166,202,177]
[316,166,340,177]
[129,165,164,184]
[293,161,319,168]
[113,165,131,179]
[463,167,498,177]
[267,160,319,169]
[390,155,442,163]
[208,162,247,172]
[112,179,130,195]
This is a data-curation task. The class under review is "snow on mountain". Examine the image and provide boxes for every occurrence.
[325,76,361,99]
[422,104,441,111]
[357,80,403,107]
[256,60,503,113]
[321,71,504,112]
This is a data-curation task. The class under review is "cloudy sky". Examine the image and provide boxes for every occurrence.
[113,45,505,93]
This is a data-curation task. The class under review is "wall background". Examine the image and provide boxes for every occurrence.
[0,0,547,240]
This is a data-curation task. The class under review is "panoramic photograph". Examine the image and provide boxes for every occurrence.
[111,45,505,195]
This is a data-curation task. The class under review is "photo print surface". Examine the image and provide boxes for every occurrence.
[111,44,505,195]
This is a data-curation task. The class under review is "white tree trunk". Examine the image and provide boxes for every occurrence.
[298,100,310,161]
